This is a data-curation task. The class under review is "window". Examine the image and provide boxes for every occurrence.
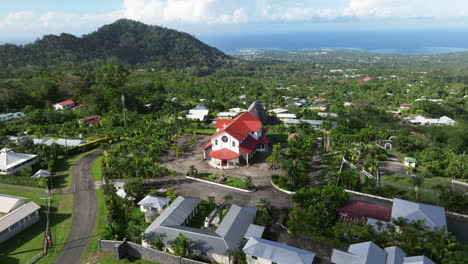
[232,141,235,147]
[272,262,277,264]
[201,251,207,256]
[252,256,258,260]
[222,136,228,143]
[215,139,218,145]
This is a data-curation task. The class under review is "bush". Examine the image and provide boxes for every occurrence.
[0,174,38,187]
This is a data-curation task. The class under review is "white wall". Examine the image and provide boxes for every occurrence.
[212,132,239,154]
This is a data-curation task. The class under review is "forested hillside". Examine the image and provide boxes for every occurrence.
[0,19,231,72]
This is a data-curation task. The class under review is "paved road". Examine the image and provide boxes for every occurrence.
[53,150,102,264]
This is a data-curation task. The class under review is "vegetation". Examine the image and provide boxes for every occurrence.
[171,234,193,257]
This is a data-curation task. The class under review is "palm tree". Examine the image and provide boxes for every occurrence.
[171,234,192,257]
[226,248,247,264]
[410,174,425,201]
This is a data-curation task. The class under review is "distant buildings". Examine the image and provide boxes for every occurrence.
[79,115,100,127]
[7,136,88,148]
[138,195,170,213]
[0,112,25,122]
[243,237,315,264]
[0,148,38,175]
[0,194,40,243]
[53,100,83,111]
[404,157,417,168]
[186,105,209,121]
[331,241,435,264]
[405,115,457,126]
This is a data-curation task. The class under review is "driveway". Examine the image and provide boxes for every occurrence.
[53,150,102,264]
[379,152,406,176]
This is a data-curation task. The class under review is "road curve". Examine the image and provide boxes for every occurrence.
[53,150,103,264]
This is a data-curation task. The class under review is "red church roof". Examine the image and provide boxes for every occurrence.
[56,100,75,107]
[239,136,258,154]
[202,142,212,150]
[210,112,262,141]
[336,201,391,222]
[214,119,234,129]
[208,149,240,160]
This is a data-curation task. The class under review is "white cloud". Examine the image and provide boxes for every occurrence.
[2,11,34,25]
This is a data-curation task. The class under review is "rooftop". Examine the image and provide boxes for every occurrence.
[243,237,315,264]
[0,202,40,232]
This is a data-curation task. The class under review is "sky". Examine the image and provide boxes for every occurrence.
[1,0,468,42]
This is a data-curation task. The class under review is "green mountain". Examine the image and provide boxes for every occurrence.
[0,19,231,71]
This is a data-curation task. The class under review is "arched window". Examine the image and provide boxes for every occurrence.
[232,141,235,147]
[215,139,218,145]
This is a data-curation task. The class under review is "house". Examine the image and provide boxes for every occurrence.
[138,195,170,213]
[405,115,457,126]
[318,112,338,118]
[31,169,51,178]
[330,241,436,264]
[0,112,25,122]
[276,113,297,121]
[113,182,135,201]
[399,104,412,110]
[391,198,446,231]
[202,112,269,168]
[404,157,417,167]
[268,108,289,115]
[53,100,82,111]
[228,108,245,114]
[336,201,391,225]
[364,76,373,81]
[0,148,38,175]
[79,115,100,127]
[7,136,88,147]
[0,195,40,243]
[186,105,209,121]
[143,196,258,264]
[314,98,327,104]
[217,112,238,119]
[243,237,315,264]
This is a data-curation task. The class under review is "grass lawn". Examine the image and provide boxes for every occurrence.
[186,128,216,135]
[0,189,73,264]
[382,174,448,191]
[187,200,216,228]
[198,173,251,190]
[91,156,104,182]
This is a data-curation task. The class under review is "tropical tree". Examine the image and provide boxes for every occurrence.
[151,234,165,251]
[256,198,271,227]
[171,234,193,257]
[226,248,247,264]
[266,144,282,169]
[244,176,254,190]
[186,164,198,177]
[410,174,425,201]
[103,221,125,240]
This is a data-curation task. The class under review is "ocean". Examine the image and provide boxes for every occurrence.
[197,31,468,55]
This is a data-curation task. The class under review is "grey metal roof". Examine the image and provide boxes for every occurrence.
[332,241,388,264]
[243,237,315,264]
[402,256,436,264]
[138,195,170,209]
[391,198,447,230]
[385,246,407,264]
[244,224,265,239]
[247,101,268,125]
[146,196,201,230]
[0,150,37,171]
[0,202,40,232]
[331,249,362,264]
[215,204,257,248]
[193,105,208,110]
[32,169,51,178]
[145,201,257,255]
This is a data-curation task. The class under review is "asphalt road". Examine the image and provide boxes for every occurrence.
[53,150,102,264]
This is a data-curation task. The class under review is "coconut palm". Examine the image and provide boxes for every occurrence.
[410,174,425,201]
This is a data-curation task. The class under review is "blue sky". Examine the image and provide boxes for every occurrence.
[1,0,468,42]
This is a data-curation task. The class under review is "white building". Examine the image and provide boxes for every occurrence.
[53,100,82,111]
[276,113,297,121]
[0,148,38,175]
[138,195,170,213]
[405,115,457,126]
[0,194,40,243]
[243,237,315,264]
[186,105,209,121]
[202,112,269,168]
[318,112,338,118]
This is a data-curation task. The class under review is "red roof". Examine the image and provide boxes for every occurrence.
[210,112,262,141]
[86,119,100,126]
[214,119,234,129]
[71,104,83,109]
[257,136,270,144]
[79,115,99,121]
[400,104,412,107]
[288,133,298,140]
[336,201,391,222]
[315,98,326,102]
[239,136,258,154]
[56,100,75,107]
[208,149,240,160]
[202,142,212,150]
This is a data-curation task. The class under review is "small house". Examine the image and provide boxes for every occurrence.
[403,157,417,167]
[53,100,83,111]
[79,115,100,127]
[0,148,38,175]
[0,195,40,243]
[186,105,209,121]
[138,195,170,213]
[243,237,315,264]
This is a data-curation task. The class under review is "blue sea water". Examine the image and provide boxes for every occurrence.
[198,31,468,55]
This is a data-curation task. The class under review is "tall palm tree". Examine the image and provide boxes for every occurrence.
[411,174,425,201]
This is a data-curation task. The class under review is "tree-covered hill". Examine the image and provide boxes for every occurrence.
[0,19,231,72]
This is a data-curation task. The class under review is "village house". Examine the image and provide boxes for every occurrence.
[404,115,457,126]
[331,241,435,264]
[404,157,417,168]
[203,112,269,168]
[243,237,315,264]
[137,195,170,213]
[53,100,83,111]
[0,194,41,243]
[0,112,25,122]
[399,104,412,110]
[79,115,100,127]
[276,113,297,121]
[0,148,38,175]
[318,112,338,118]
[186,105,209,121]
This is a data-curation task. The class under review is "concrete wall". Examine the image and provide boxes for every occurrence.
[99,239,212,264]
[0,210,40,243]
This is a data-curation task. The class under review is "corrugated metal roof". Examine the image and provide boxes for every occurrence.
[402,256,436,264]
[391,198,447,230]
[0,194,27,214]
[0,150,37,171]
[346,241,387,264]
[244,224,265,239]
[0,202,40,231]
[215,204,257,248]
[385,246,407,264]
[146,196,201,229]
[243,237,315,264]
[137,195,170,209]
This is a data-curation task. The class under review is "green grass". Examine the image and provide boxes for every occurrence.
[198,173,251,190]
[97,253,159,264]
[0,189,73,264]
[186,200,216,228]
[91,156,104,182]
[382,174,448,191]
[185,128,216,135]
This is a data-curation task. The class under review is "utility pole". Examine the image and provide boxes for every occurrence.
[121,94,126,127]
